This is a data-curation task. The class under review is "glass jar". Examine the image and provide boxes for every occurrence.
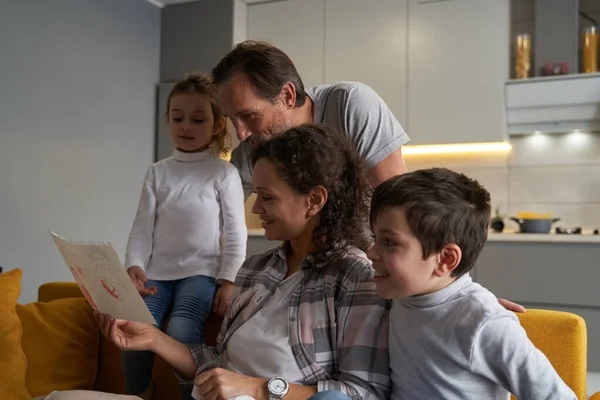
[583,26,598,73]
[515,34,532,79]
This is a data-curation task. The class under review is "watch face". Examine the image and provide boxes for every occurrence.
[268,378,288,395]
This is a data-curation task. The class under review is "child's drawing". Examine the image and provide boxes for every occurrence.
[88,248,126,301]
[49,231,156,324]
[69,263,98,310]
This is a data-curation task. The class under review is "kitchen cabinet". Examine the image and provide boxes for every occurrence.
[407,0,509,145]
[245,0,510,146]
[324,0,408,126]
[247,0,325,88]
[161,1,241,82]
[155,82,176,162]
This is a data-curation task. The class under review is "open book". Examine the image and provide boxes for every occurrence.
[49,231,156,324]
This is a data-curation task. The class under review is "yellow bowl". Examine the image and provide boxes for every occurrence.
[517,211,552,219]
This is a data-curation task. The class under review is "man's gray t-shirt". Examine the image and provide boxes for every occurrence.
[231,81,410,199]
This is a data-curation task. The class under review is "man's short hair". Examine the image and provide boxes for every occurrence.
[212,40,307,107]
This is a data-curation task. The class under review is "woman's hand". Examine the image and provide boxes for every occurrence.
[194,368,268,400]
[95,311,159,352]
[127,266,157,296]
[498,298,526,313]
[213,281,234,317]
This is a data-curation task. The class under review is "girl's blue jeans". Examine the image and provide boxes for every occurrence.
[121,275,217,400]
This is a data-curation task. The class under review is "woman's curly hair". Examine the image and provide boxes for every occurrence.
[252,124,371,263]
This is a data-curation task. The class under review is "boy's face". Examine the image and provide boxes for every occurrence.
[367,207,441,300]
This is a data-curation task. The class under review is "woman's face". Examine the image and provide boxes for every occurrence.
[251,159,314,242]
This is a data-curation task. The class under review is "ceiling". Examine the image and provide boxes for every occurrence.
[148,0,270,7]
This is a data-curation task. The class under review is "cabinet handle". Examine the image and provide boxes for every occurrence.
[417,0,453,4]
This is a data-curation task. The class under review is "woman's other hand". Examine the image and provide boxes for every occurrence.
[194,368,268,400]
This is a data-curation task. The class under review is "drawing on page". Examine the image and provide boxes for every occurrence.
[50,231,157,324]
[69,263,98,310]
[87,248,127,301]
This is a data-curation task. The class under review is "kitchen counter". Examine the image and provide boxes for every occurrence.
[248,228,265,237]
[487,229,600,243]
[251,228,600,243]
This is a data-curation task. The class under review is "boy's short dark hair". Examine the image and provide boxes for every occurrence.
[370,168,491,277]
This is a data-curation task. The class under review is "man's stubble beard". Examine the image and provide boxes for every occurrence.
[252,110,293,146]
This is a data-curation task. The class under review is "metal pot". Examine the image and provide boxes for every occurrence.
[510,217,560,233]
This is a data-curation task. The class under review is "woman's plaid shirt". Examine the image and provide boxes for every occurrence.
[187,244,391,400]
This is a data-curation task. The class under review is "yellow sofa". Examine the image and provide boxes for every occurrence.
[30,285,600,400]
[510,309,599,400]
[0,269,222,400]
[38,281,224,399]
[2,268,599,400]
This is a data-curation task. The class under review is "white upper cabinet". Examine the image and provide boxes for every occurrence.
[247,0,325,89]
[245,0,511,145]
[407,0,509,145]
[324,0,408,126]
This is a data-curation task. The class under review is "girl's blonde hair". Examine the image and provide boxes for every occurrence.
[166,72,231,158]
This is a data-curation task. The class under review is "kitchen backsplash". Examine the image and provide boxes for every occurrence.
[405,131,600,229]
[243,132,600,231]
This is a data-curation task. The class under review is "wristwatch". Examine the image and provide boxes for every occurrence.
[267,376,289,399]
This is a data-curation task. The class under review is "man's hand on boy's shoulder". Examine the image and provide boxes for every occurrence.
[498,298,526,313]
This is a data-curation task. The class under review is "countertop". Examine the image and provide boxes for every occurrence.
[248,228,265,237]
[487,229,600,243]
[249,228,600,243]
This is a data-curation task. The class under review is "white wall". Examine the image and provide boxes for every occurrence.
[0,0,160,302]
[233,0,248,47]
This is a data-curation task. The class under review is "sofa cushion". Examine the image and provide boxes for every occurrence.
[38,281,86,303]
[17,297,100,397]
[0,268,31,400]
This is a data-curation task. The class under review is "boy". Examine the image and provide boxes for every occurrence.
[368,168,576,400]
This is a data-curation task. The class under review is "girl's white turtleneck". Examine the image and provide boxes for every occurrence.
[125,149,247,283]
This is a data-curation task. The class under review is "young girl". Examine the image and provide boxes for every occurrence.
[122,72,247,400]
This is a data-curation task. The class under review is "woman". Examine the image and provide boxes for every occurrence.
[44,124,389,400]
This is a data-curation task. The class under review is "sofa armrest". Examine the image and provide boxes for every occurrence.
[38,282,83,303]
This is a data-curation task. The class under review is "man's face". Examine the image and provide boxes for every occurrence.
[217,72,292,147]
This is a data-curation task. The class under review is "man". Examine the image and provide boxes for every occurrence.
[212,40,409,200]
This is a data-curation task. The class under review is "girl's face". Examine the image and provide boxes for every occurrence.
[168,93,224,152]
[251,159,316,242]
